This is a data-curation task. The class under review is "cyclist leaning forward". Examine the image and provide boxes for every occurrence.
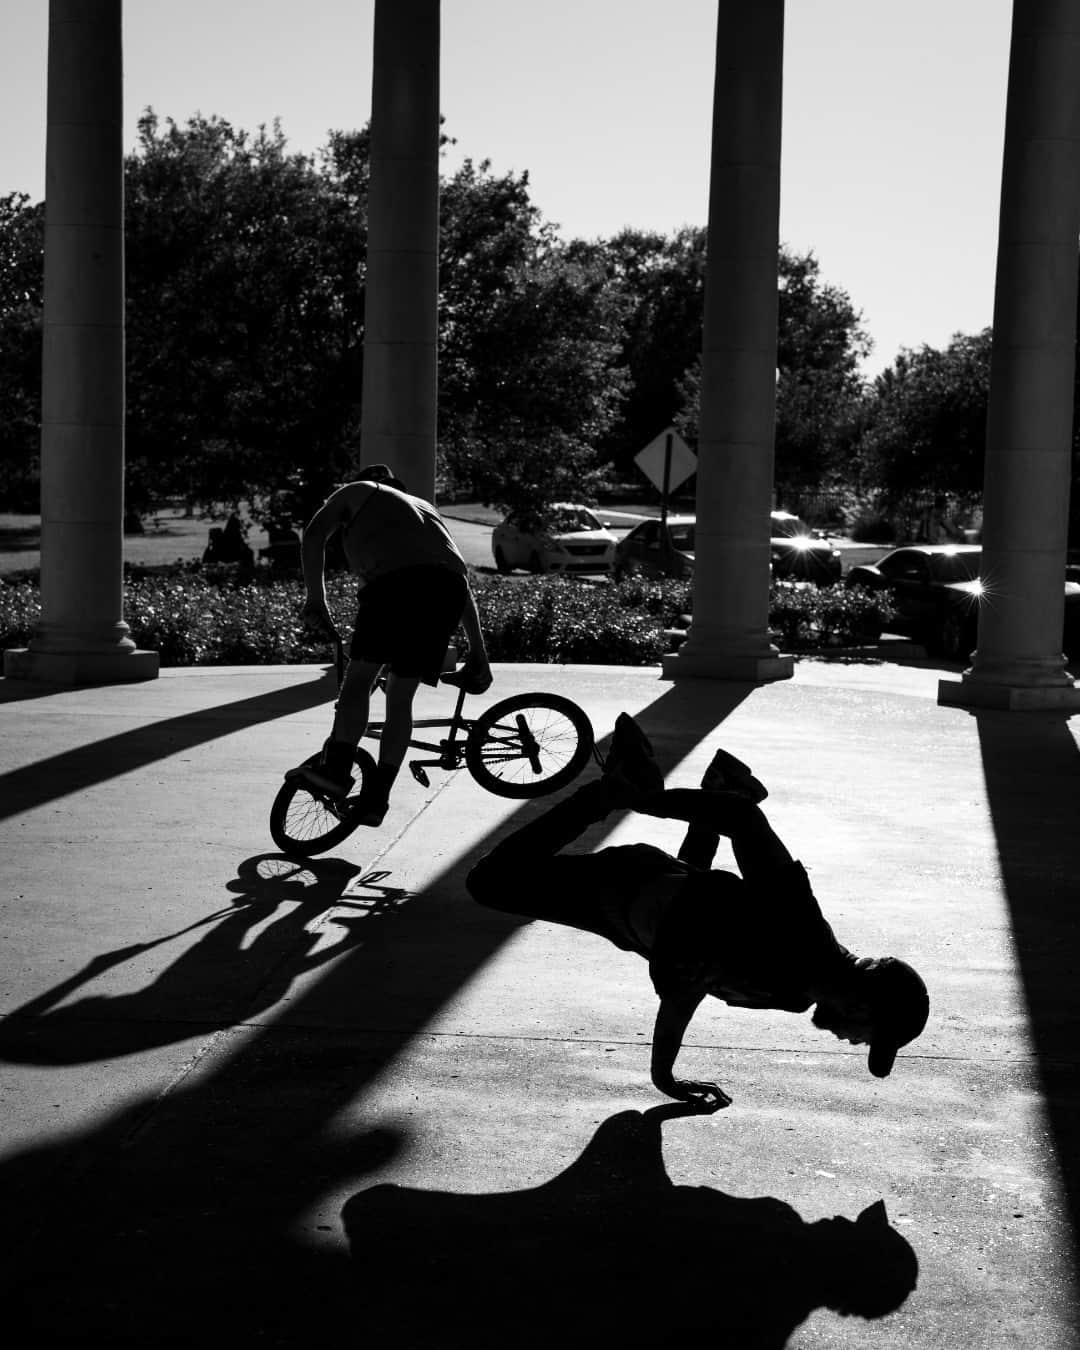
[288,464,493,826]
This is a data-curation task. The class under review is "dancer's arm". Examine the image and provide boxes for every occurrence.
[650,987,732,1111]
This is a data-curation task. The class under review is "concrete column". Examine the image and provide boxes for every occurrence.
[4,0,157,684]
[940,0,1080,712]
[663,0,793,683]
[360,0,440,504]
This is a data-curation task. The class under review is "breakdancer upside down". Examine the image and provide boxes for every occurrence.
[466,715,929,1111]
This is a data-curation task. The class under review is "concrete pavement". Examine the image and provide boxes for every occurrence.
[1,657,1078,1347]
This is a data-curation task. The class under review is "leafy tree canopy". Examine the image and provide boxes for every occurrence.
[438,158,628,521]
[567,227,707,475]
[125,111,368,522]
[0,192,44,509]
[859,330,992,509]
[674,247,870,494]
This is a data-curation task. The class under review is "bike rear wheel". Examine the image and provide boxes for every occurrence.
[465,693,594,798]
[269,746,378,856]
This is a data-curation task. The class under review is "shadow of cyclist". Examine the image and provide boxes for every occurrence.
[342,1104,919,1349]
[0,854,409,1065]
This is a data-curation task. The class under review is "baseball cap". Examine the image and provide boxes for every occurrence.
[356,463,407,491]
[860,957,930,1077]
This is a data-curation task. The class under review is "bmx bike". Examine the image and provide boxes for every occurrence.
[269,648,597,857]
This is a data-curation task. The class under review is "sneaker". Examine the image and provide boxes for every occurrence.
[603,712,664,804]
[354,791,390,828]
[285,760,355,800]
[700,747,768,803]
[285,738,356,800]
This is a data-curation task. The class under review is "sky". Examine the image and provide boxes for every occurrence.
[0,0,1013,377]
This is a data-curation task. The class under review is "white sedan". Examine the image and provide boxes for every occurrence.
[491,503,617,575]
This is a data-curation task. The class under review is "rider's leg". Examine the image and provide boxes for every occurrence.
[286,657,382,796]
[359,672,422,820]
[331,657,382,746]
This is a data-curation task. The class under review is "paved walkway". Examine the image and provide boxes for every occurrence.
[2,658,1078,1347]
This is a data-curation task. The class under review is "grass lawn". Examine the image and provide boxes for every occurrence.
[0,510,273,577]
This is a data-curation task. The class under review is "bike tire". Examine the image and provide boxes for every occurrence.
[269,746,378,856]
[465,693,594,799]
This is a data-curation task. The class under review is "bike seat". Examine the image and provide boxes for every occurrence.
[442,666,493,696]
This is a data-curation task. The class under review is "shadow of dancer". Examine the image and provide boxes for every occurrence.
[0,854,407,1064]
[342,1104,919,1349]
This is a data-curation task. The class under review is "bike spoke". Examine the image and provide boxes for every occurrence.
[480,707,582,785]
[284,789,347,842]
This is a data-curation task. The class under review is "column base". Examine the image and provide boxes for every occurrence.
[662,646,794,683]
[4,647,160,685]
[938,674,1080,711]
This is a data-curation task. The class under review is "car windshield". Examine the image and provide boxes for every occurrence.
[550,507,600,532]
[930,550,981,583]
[771,514,811,538]
[668,522,695,550]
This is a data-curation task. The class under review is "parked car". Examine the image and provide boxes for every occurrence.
[612,515,696,580]
[612,511,841,584]
[491,503,617,575]
[845,543,1080,660]
[769,511,843,583]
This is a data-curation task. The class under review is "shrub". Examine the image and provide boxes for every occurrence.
[0,579,42,649]
[2,565,895,667]
[769,581,894,648]
[470,574,671,665]
[123,569,358,665]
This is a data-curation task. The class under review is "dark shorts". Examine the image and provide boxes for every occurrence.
[350,565,468,685]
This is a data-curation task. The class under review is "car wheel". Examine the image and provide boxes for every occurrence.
[528,551,545,574]
[494,545,511,574]
[942,610,972,663]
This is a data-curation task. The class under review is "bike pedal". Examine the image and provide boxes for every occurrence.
[410,762,430,788]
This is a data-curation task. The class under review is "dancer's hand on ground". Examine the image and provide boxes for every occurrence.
[662,1078,732,1112]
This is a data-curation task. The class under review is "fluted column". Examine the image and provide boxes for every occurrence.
[940,0,1080,712]
[359,0,440,503]
[663,0,793,683]
[4,0,157,684]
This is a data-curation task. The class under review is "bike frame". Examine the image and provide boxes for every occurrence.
[365,681,473,787]
[332,638,476,787]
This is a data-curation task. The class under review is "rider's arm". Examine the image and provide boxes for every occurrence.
[300,488,354,634]
[459,584,492,685]
[650,985,731,1110]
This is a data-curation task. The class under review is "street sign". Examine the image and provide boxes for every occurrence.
[634,427,696,496]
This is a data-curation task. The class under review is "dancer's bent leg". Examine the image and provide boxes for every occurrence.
[467,782,632,939]
[634,790,793,880]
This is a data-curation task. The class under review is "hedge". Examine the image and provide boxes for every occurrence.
[0,565,893,667]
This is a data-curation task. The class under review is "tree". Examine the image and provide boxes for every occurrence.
[437,159,628,521]
[674,247,870,495]
[124,112,368,521]
[568,228,707,476]
[0,192,44,509]
[859,330,992,513]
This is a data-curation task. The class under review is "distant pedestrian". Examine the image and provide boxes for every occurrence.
[467,715,929,1109]
[203,513,254,566]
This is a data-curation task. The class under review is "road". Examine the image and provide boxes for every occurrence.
[0,508,885,579]
[443,517,501,571]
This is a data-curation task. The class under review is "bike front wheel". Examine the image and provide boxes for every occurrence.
[465,693,594,798]
[269,746,378,856]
